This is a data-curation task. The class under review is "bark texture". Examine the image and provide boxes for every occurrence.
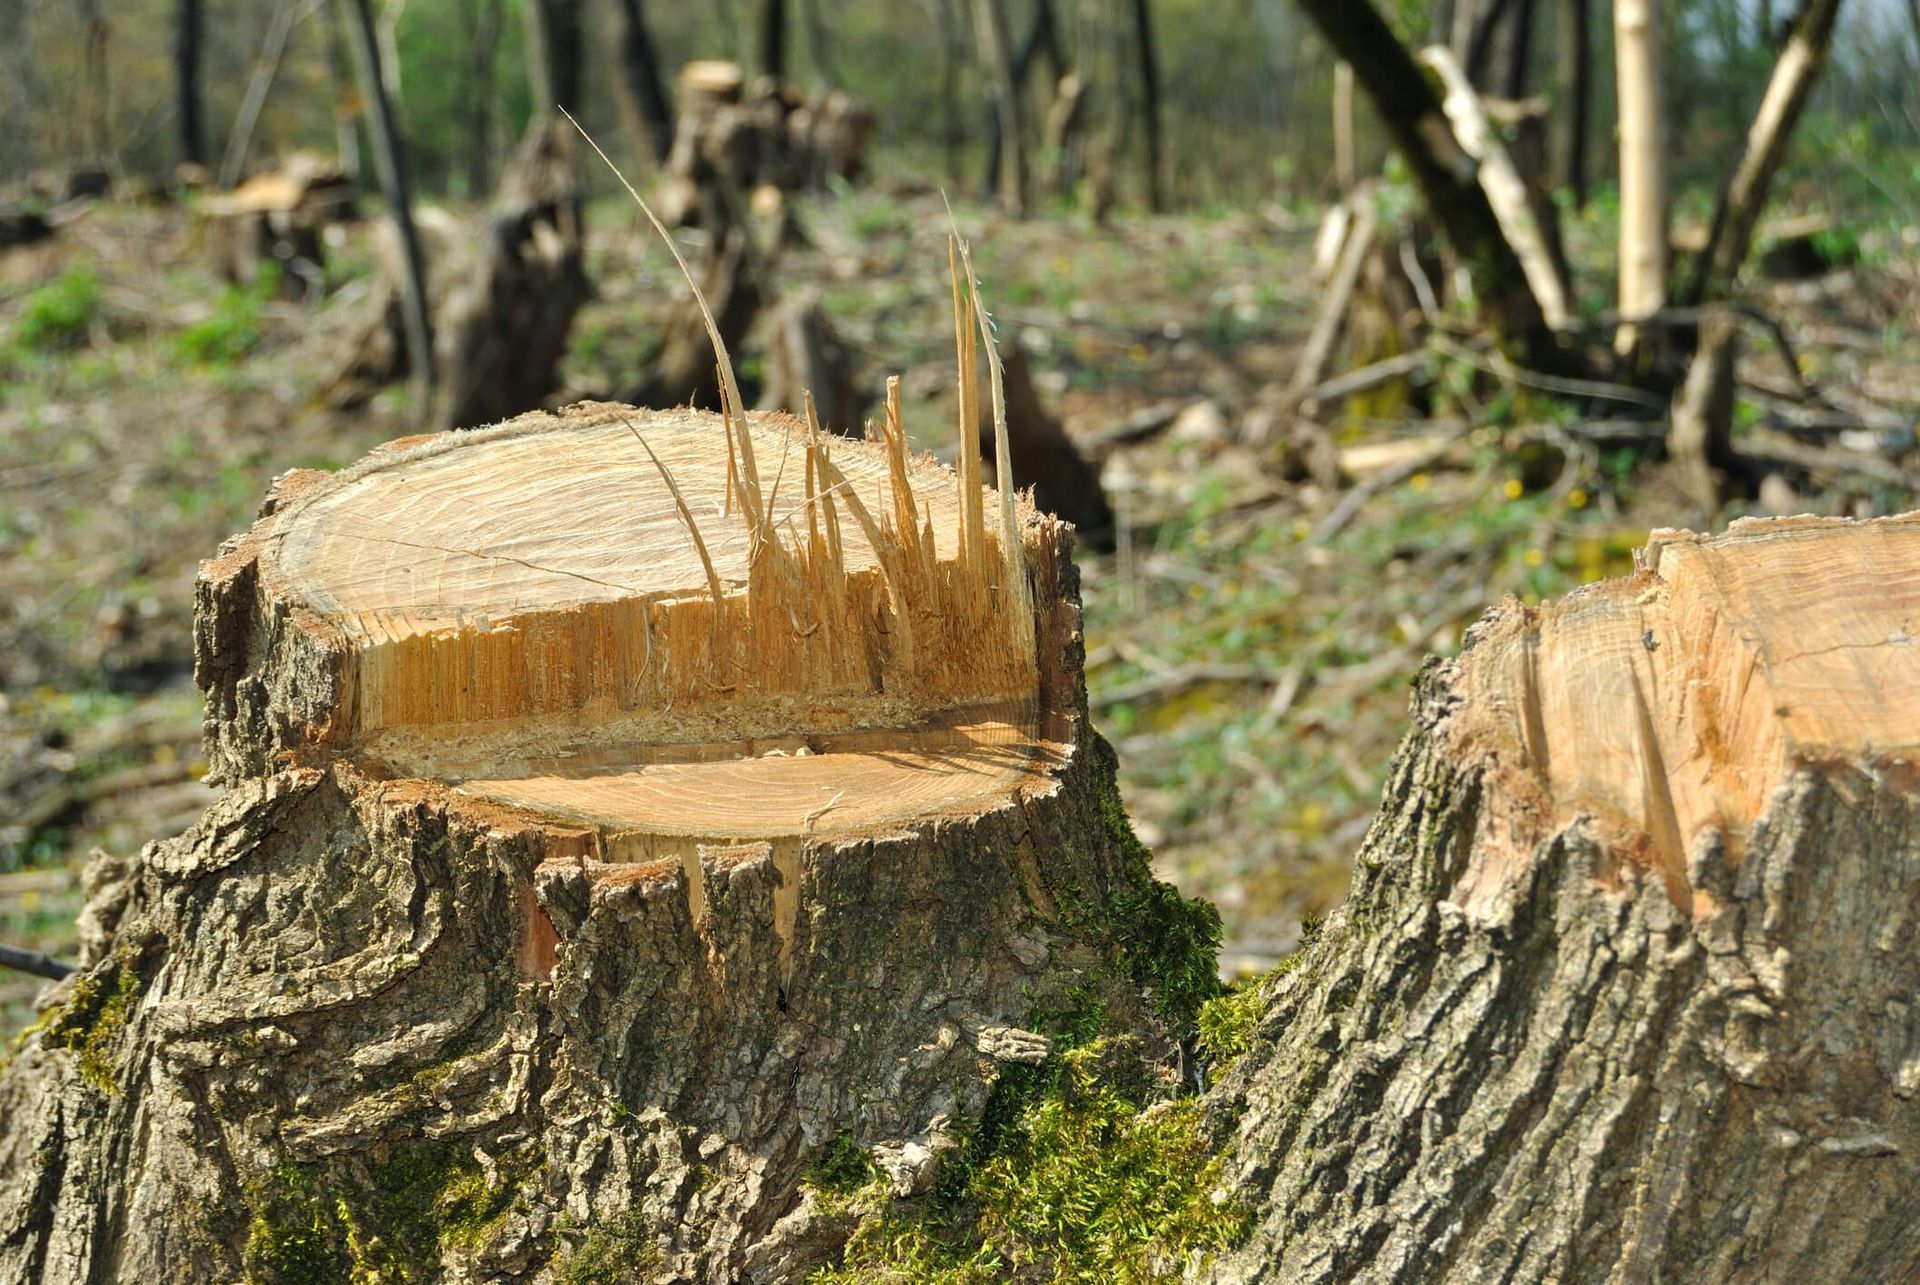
[1204,516,1920,1282]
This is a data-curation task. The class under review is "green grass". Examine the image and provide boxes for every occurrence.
[11,267,103,353]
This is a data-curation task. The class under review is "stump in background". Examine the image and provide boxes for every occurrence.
[432,119,590,429]
[202,152,355,300]
[0,400,1202,1283]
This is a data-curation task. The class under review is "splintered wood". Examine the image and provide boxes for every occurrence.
[1449,513,1920,911]
[249,397,1065,837]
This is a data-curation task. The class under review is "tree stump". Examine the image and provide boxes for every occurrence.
[0,403,1202,1283]
[1206,513,1920,1282]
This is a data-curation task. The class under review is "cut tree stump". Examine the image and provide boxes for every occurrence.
[1206,513,1920,1282]
[0,401,1193,1283]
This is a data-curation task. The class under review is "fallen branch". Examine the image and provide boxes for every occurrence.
[1308,422,1473,547]
[1091,662,1278,711]
[1300,350,1432,419]
[1739,427,1913,487]
[1431,334,1669,412]
[0,943,75,981]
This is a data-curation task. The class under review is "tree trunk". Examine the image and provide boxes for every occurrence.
[524,0,586,117]
[1419,46,1572,332]
[431,119,591,429]
[613,0,676,166]
[1290,0,1568,373]
[1502,0,1536,98]
[1679,0,1845,309]
[341,0,434,408]
[982,0,1059,207]
[1552,0,1590,208]
[760,0,788,80]
[0,403,1195,1283]
[974,0,1028,214]
[1331,61,1355,193]
[973,345,1117,553]
[175,0,205,169]
[1667,306,1739,511]
[1464,0,1516,86]
[1128,0,1164,211]
[1613,0,1667,355]
[461,0,503,197]
[1206,512,1920,1281]
[936,0,965,184]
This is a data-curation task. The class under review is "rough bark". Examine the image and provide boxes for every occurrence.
[1205,513,1920,1282]
[0,405,1188,1284]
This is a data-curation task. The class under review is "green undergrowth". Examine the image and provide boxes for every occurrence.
[244,1138,538,1284]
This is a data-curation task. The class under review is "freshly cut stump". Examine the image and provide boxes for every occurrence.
[0,403,1187,1284]
[1207,513,1920,1283]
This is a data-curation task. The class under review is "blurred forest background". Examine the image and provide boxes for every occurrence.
[5,0,1920,1024]
[6,0,1920,211]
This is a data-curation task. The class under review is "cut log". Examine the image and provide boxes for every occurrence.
[1207,513,1920,1281]
[0,402,1198,1283]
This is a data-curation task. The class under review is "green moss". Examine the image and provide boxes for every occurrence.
[553,1211,663,1284]
[244,1164,353,1285]
[242,1138,539,1284]
[812,1131,882,1204]
[1195,913,1322,1075]
[1088,777,1224,1030]
[1194,983,1264,1073]
[43,948,146,1094]
[811,1040,1246,1284]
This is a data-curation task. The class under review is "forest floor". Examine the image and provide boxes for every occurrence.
[4,177,1918,1032]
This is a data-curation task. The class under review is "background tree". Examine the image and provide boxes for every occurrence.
[174,0,205,169]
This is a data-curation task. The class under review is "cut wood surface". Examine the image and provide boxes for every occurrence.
[205,400,1066,838]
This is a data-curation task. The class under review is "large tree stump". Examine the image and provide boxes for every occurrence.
[1206,513,1920,1282]
[0,403,1200,1283]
